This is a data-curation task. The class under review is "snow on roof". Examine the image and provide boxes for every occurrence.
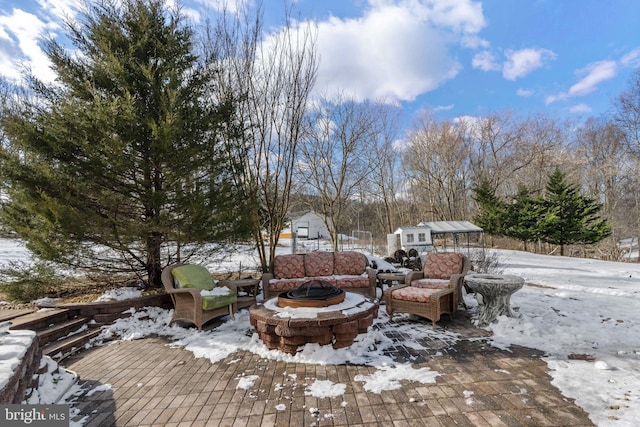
[416,221,483,234]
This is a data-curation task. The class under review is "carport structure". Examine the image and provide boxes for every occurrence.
[417,220,484,258]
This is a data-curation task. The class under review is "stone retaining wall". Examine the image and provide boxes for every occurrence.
[0,330,41,404]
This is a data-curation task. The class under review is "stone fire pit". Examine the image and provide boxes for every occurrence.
[249,292,379,355]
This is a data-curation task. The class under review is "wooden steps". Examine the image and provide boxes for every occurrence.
[9,308,75,331]
[4,293,171,361]
[0,308,36,323]
[8,308,100,361]
[42,329,102,360]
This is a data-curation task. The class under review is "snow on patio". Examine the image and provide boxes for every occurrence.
[1,238,640,425]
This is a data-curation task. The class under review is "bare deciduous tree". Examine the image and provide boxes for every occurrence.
[297,95,379,250]
[614,69,640,260]
[404,112,471,221]
[366,102,404,234]
[208,3,317,272]
[571,118,626,258]
[616,69,640,153]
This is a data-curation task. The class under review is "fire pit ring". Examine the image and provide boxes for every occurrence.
[278,280,346,308]
[249,292,379,354]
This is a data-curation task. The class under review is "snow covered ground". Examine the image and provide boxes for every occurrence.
[1,238,639,426]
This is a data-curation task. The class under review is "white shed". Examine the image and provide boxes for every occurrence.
[391,221,484,257]
[281,211,330,240]
[392,225,433,252]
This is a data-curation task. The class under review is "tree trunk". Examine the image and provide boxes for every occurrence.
[146,232,163,289]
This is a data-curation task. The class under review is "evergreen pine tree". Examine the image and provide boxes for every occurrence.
[472,179,506,242]
[504,185,544,251]
[0,0,251,287]
[539,168,611,256]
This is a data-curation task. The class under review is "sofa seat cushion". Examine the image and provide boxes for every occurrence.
[201,289,237,311]
[307,276,337,286]
[171,265,216,290]
[335,275,370,288]
[334,251,366,275]
[268,278,309,293]
[305,252,334,277]
[423,253,463,279]
[273,254,305,279]
[390,286,447,303]
[410,278,450,290]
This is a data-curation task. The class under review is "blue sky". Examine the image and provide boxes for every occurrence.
[1,0,639,124]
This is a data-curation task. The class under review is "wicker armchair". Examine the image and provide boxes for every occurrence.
[161,263,236,330]
[384,253,471,329]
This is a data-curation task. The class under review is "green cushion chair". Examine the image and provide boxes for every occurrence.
[161,263,237,330]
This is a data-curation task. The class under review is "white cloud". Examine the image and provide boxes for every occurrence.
[472,50,500,71]
[621,47,640,68]
[568,60,617,96]
[312,0,486,102]
[502,48,556,80]
[195,0,251,15]
[2,0,487,103]
[0,8,59,83]
[569,103,592,113]
[422,0,486,33]
[473,47,555,81]
[516,88,534,97]
[433,104,454,111]
[36,0,83,22]
[460,34,489,49]
[546,60,617,104]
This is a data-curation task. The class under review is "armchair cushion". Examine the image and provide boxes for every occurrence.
[411,278,450,290]
[423,253,464,279]
[201,287,237,310]
[390,286,445,303]
[171,265,216,291]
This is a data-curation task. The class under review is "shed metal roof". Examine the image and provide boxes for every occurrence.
[416,220,483,234]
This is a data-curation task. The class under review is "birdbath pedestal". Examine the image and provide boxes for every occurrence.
[464,274,524,326]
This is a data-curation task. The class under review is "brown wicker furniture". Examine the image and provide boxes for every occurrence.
[261,251,377,300]
[384,285,455,329]
[384,252,471,329]
[161,263,236,330]
[404,252,471,311]
[377,272,407,290]
[217,278,260,312]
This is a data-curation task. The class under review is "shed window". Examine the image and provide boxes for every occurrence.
[418,233,426,242]
[406,233,414,243]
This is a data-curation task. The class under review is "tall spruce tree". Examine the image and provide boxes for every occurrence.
[472,178,506,244]
[539,168,611,256]
[505,185,544,251]
[0,0,251,288]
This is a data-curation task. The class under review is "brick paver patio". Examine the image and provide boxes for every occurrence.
[64,312,594,426]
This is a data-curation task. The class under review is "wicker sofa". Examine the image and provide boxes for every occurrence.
[261,251,377,299]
